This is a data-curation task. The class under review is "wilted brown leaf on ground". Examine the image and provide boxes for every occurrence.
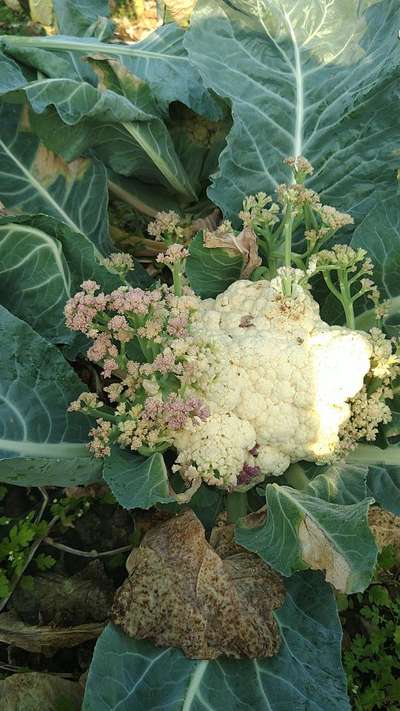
[0,612,104,654]
[204,224,262,278]
[112,509,285,659]
[12,561,113,627]
[0,672,83,711]
[368,507,400,554]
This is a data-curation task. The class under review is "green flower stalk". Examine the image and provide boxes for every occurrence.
[156,244,189,297]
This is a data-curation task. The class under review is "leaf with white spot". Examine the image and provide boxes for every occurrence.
[237,483,377,593]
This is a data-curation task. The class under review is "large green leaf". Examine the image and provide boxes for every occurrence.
[83,572,349,710]
[0,305,101,486]
[237,483,377,593]
[348,444,400,515]
[53,0,113,38]
[0,213,150,345]
[2,24,222,119]
[304,462,369,505]
[185,0,400,222]
[0,52,27,91]
[186,233,243,297]
[103,449,172,510]
[0,103,111,253]
[351,195,400,331]
[0,61,198,199]
[367,465,400,516]
[107,169,181,218]
[88,57,198,197]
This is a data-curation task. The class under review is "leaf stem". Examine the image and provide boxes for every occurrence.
[227,492,248,523]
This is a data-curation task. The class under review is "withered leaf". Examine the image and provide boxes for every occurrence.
[368,507,400,554]
[0,612,104,654]
[0,672,82,711]
[112,510,285,659]
[298,516,351,593]
[163,0,197,27]
[204,224,262,278]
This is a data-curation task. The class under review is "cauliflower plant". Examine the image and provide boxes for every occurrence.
[65,157,399,495]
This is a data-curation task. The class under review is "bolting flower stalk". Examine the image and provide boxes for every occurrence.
[282,204,294,296]
[172,260,184,297]
[338,269,356,330]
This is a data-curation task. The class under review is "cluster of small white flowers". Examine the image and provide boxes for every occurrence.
[156,244,189,266]
[238,193,280,230]
[102,252,134,276]
[338,328,399,453]
[147,211,184,242]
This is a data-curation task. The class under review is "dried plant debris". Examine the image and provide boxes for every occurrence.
[368,507,400,553]
[203,224,261,278]
[0,612,103,654]
[12,561,114,627]
[0,672,83,711]
[112,510,285,659]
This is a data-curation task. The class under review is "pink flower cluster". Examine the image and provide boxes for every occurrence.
[156,244,189,266]
[65,277,212,459]
[64,281,107,335]
[133,394,209,433]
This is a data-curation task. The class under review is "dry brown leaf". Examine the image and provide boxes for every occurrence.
[189,208,221,234]
[112,509,285,659]
[12,562,113,627]
[0,672,83,711]
[368,507,400,553]
[0,612,104,654]
[298,516,351,592]
[204,224,262,278]
[164,0,197,27]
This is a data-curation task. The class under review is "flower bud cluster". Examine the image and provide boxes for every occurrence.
[65,280,212,458]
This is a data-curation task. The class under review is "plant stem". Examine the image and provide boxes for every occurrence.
[227,492,248,523]
[281,204,293,296]
[43,538,132,558]
[284,464,309,491]
[284,204,293,269]
[338,270,355,329]
[172,262,183,297]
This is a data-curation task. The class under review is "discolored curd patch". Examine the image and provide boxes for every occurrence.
[112,510,285,659]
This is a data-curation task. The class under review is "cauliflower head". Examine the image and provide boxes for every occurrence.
[174,278,375,488]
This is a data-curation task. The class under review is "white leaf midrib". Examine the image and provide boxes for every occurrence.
[281,5,304,158]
